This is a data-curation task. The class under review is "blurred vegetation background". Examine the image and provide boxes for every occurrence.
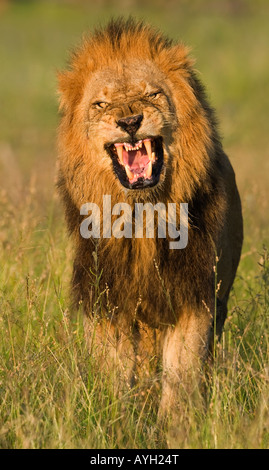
[0,0,269,449]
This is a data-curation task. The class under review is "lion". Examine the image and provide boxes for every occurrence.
[57,18,243,417]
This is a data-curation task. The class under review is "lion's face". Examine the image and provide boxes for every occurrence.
[59,21,212,205]
[82,60,175,190]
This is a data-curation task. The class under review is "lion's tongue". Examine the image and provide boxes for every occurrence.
[114,140,154,183]
[123,148,151,183]
[122,148,149,169]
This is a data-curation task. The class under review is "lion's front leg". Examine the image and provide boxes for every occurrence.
[159,308,213,419]
[83,315,136,393]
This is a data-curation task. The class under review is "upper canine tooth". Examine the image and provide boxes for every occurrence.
[115,144,123,164]
[144,139,152,159]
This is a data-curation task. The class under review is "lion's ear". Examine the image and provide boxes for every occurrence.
[156,44,195,75]
[57,70,83,113]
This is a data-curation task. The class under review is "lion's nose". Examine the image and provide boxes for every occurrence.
[117,114,143,136]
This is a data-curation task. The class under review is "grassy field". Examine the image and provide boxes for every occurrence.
[0,0,268,449]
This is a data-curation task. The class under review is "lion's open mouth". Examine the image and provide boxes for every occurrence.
[107,137,163,189]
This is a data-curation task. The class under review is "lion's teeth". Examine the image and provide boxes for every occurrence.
[115,140,155,169]
[146,161,152,179]
[144,139,152,159]
[150,151,156,162]
[125,166,134,180]
[115,145,123,164]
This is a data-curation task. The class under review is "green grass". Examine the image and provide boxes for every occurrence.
[0,0,269,449]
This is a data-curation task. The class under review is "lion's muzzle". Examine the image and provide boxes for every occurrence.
[117,113,144,138]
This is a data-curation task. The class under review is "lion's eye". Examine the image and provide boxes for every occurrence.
[148,91,161,99]
[93,101,108,109]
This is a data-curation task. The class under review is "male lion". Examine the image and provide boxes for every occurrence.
[57,18,243,416]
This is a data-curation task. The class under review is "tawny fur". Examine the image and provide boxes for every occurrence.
[57,18,243,415]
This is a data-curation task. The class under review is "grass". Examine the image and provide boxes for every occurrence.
[0,0,269,449]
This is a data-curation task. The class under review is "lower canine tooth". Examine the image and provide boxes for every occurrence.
[125,166,134,180]
[150,151,156,162]
[146,161,152,178]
